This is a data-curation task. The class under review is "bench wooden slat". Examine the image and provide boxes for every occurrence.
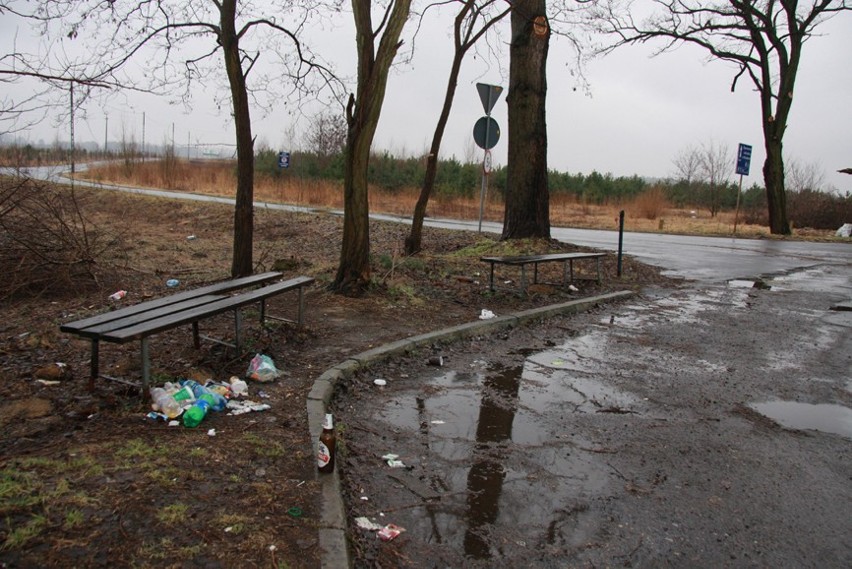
[101,276,315,343]
[59,271,283,331]
[66,294,228,338]
[480,253,605,264]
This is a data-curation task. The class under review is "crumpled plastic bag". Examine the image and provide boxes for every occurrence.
[246,354,281,382]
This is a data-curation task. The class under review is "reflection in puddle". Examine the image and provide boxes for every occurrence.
[750,401,852,439]
[373,342,636,561]
[464,364,520,559]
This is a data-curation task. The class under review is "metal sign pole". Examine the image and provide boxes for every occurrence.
[733,174,743,235]
[478,116,492,233]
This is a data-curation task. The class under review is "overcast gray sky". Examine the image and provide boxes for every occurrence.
[3,3,851,193]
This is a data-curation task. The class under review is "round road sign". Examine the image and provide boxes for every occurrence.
[473,116,500,150]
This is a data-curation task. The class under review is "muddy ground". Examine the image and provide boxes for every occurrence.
[0,183,666,568]
[335,272,851,567]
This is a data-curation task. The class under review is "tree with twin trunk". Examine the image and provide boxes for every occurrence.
[502,0,551,240]
[587,0,852,235]
[331,0,412,294]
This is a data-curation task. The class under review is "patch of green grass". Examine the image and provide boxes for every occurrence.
[377,253,394,270]
[228,474,243,484]
[116,438,159,462]
[241,433,284,458]
[2,514,47,550]
[188,447,207,459]
[137,537,203,561]
[157,503,189,525]
[146,466,182,486]
[0,468,41,515]
[387,283,423,304]
[63,508,85,530]
[215,513,251,535]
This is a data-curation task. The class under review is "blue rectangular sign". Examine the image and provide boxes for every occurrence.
[278,151,290,169]
[736,143,752,176]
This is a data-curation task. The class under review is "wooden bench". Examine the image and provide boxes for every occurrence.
[59,272,314,391]
[480,253,605,293]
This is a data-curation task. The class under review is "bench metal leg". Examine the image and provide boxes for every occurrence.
[520,265,528,293]
[234,309,243,352]
[140,338,150,393]
[298,287,305,326]
[568,259,575,283]
[89,339,100,392]
[260,299,267,323]
[192,322,200,349]
[488,262,496,292]
[533,262,540,285]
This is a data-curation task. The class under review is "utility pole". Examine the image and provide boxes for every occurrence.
[142,112,146,157]
[187,131,190,160]
[104,115,108,155]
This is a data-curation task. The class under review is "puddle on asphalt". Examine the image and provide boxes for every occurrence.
[728,279,763,289]
[371,342,638,561]
[749,401,852,439]
[603,287,754,329]
[768,266,852,295]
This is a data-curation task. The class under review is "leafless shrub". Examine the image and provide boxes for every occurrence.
[629,186,670,220]
[0,176,123,299]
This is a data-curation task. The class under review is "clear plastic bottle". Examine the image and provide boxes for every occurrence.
[180,379,227,412]
[149,387,182,419]
[229,376,249,397]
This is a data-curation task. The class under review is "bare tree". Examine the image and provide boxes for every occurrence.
[14,0,340,277]
[672,144,702,188]
[698,140,733,217]
[785,158,826,193]
[586,0,852,235]
[502,0,551,240]
[404,0,511,255]
[305,110,347,158]
[331,0,412,294]
[673,140,733,215]
[0,4,131,134]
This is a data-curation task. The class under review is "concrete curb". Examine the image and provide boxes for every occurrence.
[308,290,635,568]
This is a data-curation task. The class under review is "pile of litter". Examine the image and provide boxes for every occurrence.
[145,353,280,428]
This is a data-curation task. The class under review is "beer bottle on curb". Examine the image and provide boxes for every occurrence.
[317,413,336,473]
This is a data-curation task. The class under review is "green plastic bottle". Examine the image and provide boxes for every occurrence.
[182,395,215,428]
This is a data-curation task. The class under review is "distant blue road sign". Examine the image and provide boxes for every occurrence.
[278,151,290,169]
[736,143,752,176]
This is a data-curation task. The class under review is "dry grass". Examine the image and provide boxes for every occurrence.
[85,159,781,239]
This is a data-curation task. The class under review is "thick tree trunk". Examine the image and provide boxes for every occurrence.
[502,0,550,241]
[221,0,254,277]
[336,111,373,293]
[331,0,411,294]
[763,138,790,234]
